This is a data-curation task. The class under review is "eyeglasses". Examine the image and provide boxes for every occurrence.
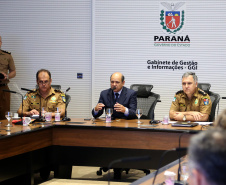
[38,80,49,85]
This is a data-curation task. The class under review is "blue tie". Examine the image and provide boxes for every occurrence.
[114,93,119,104]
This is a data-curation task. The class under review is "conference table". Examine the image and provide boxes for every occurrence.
[0,118,206,185]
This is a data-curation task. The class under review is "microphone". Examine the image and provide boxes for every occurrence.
[62,87,71,121]
[112,86,116,91]
[21,88,35,93]
[176,130,196,182]
[152,147,188,185]
[108,155,151,185]
[3,89,23,125]
[21,88,45,122]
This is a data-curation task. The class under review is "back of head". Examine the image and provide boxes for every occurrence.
[214,109,226,129]
[188,128,226,185]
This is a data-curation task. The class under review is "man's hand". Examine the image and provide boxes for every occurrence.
[94,103,105,111]
[114,103,126,113]
[173,112,184,120]
[189,112,203,121]
[29,109,39,116]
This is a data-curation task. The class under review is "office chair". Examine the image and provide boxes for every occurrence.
[130,84,161,120]
[65,94,71,108]
[96,84,161,179]
[197,83,211,93]
[208,91,220,122]
[198,83,220,122]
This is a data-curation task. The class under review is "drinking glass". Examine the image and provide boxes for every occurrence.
[41,107,46,118]
[106,108,113,123]
[106,108,113,116]
[5,111,13,127]
[136,109,143,124]
[181,162,189,182]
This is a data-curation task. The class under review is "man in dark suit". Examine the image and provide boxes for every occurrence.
[92,72,137,119]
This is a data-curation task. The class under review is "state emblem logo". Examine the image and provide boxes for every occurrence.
[160,2,186,34]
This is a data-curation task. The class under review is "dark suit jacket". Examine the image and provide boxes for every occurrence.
[92,86,137,119]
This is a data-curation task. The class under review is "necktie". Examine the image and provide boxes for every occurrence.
[114,93,119,104]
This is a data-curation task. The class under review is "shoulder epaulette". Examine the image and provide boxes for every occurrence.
[198,89,207,96]
[27,89,37,94]
[54,89,63,93]
[176,90,183,95]
[1,50,11,54]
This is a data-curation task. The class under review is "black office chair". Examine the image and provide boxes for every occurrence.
[197,83,211,93]
[130,84,161,120]
[65,94,71,108]
[198,83,220,122]
[208,91,220,122]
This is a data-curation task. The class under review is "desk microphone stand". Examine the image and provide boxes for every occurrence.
[62,87,71,121]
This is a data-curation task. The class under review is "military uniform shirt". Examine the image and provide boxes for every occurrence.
[170,88,212,115]
[18,87,66,114]
[0,50,15,84]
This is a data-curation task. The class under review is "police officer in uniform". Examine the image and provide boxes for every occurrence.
[170,72,212,122]
[0,36,16,120]
[18,69,66,118]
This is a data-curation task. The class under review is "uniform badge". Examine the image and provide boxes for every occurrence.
[24,96,27,100]
[173,97,176,102]
[204,98,209,105]
[51,96,56,101]
[195,99,198,104]
[31,95,36,99]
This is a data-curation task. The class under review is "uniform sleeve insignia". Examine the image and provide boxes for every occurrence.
[23,95,27,100]
[195,99,198,104]
[61,94,66,103]
[173,97,176,102]
[204,98,209,105]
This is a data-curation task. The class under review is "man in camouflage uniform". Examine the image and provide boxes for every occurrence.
[170,72,212,122]
[0,36,16,119]
[18,69,66,118]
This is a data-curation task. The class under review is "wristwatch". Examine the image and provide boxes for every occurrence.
[183,115,186,121]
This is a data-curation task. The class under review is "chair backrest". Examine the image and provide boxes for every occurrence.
[208,91,221,122]
[198,83,211,93]
[65,94,71,108]
[35,84,61,90]
[130,84,160,120]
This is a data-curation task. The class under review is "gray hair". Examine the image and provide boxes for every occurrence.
[188,128,226,185]
[214,109,226,129]
[182,72,198,83]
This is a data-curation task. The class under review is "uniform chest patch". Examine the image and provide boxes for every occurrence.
[24,96,27,100]
[180,104,185,107]
[31,95,36,99]
[195,99,198,104]
[51,96,56,101]
[204,98,209,105]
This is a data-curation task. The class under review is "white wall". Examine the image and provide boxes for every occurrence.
[92,0,226,120]
[0,0,92,118]
[1,0,226,120]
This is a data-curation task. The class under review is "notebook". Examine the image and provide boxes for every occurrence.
[171,122,198,127]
